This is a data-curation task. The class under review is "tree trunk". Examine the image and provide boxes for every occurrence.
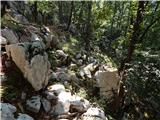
[1,1,10,17]
[85,1,92,51]
[110,1,145,113]
[111,2,117,33]
[66,1,74,31]
[119,1,145,75]
[33,1,38,23]
[58,1,63,24]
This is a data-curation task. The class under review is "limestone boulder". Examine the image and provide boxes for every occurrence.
[70,95,90,112]
[16,113,34,120]
[26,95,41,113]
[82,107,106,120]
[57,91,71,113]
[0,36,7,45]
[5,41,51,91]
[44,90,57,100]
[47,84,65,95]
[95,67,120,99]
[50,91,71,115]
[41,98,51,113]
[1,28,19,44]
[0,103,17,120]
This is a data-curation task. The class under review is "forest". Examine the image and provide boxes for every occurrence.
[0,1,160,120]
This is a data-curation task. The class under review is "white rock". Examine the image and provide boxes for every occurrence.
[80,63,96,79]
[41,98,51,113]
[1,28,19,44]
[58,91,71,113]
[77,59,83,66]
[82,54,87,60]
[47,84,65,95]
[69,63,77,70]
[5,43,51,91]
[70,95,90,111]
[51,91,71,115]
[56,50,67,58]
[31,33,42,41]
[82,107,106,120]
[95,68,120,99]
[0,36,7,45]
[16,113,34,120]
[26,95,41,113]
[0,103,17,120]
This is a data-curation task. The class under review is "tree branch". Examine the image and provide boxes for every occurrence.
[139,16,160,42]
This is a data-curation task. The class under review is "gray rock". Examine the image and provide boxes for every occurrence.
[5,42,51,91]
[57,72,70,81]
[82,107,106,120]
[88,56,94,63]
[0,103,17,120]
[41,98,51,113]
[77,59,83,66]
[14,14,29,24]
[59,36,67,42]
[44,90,57,100]
[50,102,65,115]
[31,41,46,55]
[1,28,19,44]
[31,33,42,42]
[70,95,90,112]
[0,36,7,45]
[51,91,71,115]
[16,113,34,120]
[47,84,65,95]
[26,95,41,113]
[76,53,81,59]
[50,72,57,80]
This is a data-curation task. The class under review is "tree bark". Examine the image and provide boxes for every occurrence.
[66,1,74,31]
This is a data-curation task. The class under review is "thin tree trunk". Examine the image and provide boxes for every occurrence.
[66,1,74,31]
[139,16,160,42]
[58,1,63,24]
[110,1,145,113]
[33,1,37,23]
[119,1,145,75]
[111,2,117,33]
[1,1,9,17]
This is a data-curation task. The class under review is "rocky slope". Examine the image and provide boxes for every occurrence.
[1,1,121,120]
